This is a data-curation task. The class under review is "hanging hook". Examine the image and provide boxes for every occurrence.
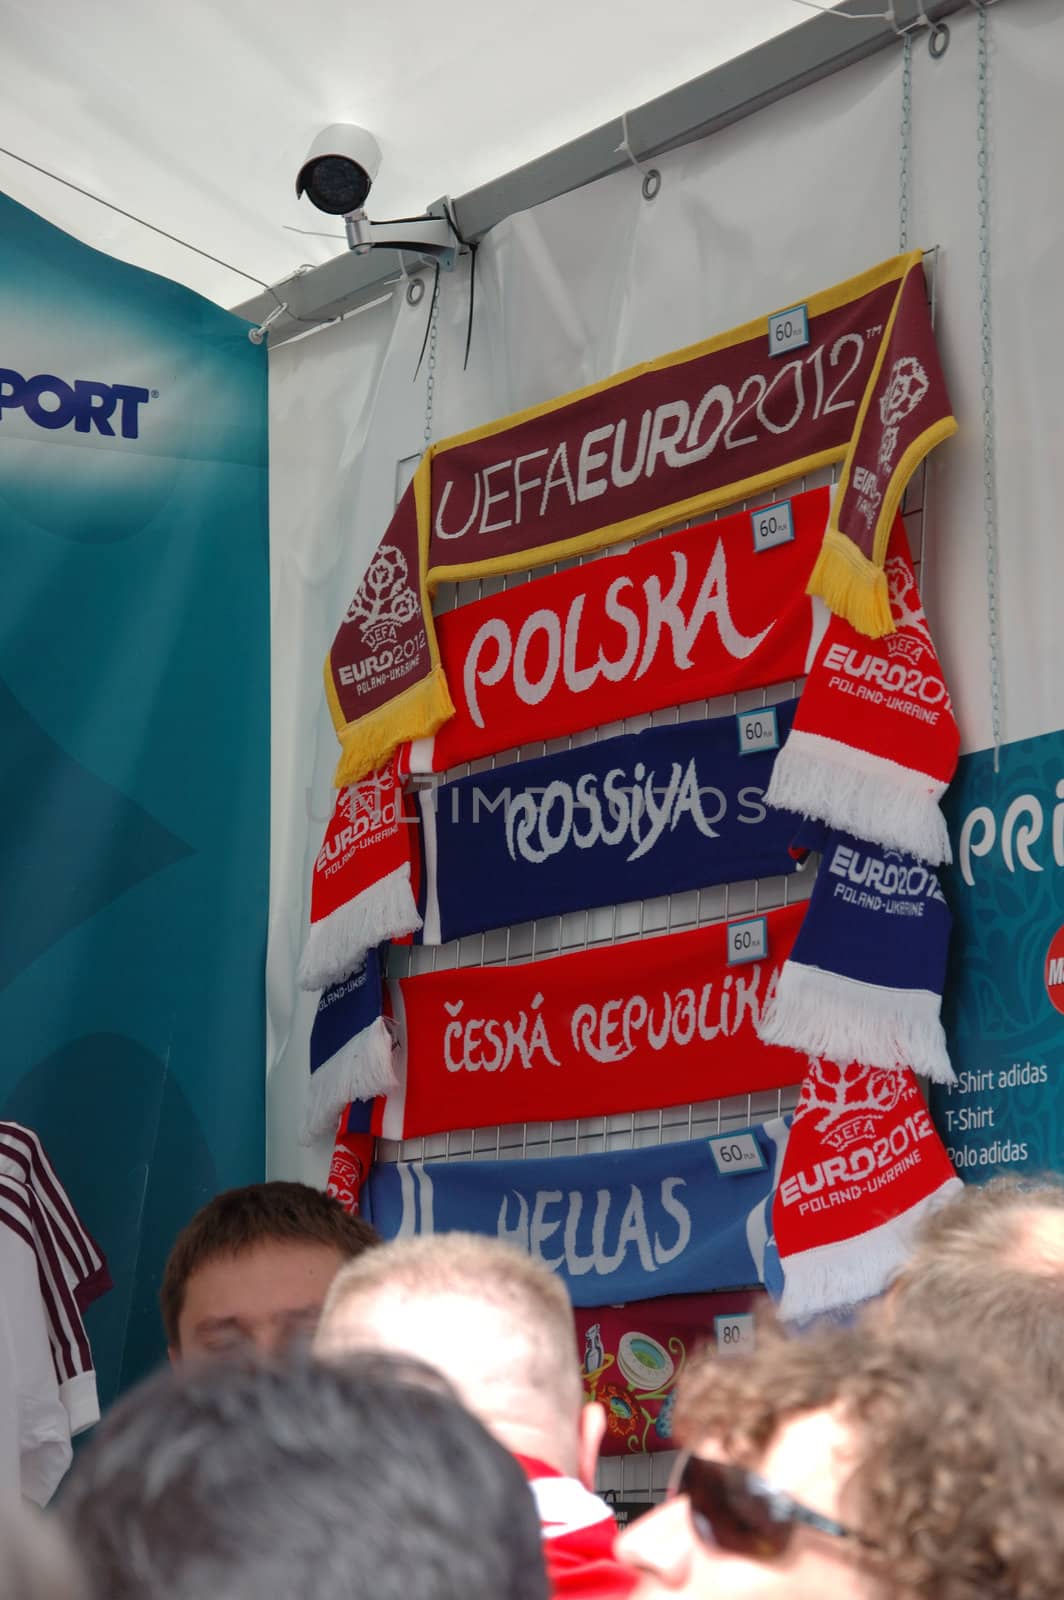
[248,300,287,345]
[615,111,662,201]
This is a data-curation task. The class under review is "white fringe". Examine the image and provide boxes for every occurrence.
[301,1017,397,1144]
[758,961,956,1084]
[778,1176,963,1319]
[297,864,422,992]
[766,729,952,865]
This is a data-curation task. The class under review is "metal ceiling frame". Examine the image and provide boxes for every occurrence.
[232,0,982,345]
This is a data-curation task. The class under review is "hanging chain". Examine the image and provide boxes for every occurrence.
[974,1,1002,768]
[898,28,913,251]
[424,280,440,449]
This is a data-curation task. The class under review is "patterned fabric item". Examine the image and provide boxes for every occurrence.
[298,757,420,993]
[326,1100,374,1216]
[772,1058,960,1318]
[304,951,395,1143]
[767,517,959,864]
[379,905,808,1140]
[418,701,801,944]
[324,252,954,786]
[0,1124,111,1503]
[757,822,954,1083]
[405,491,829,775]
[362,1119,790,1306]
[575,1291,763,1455]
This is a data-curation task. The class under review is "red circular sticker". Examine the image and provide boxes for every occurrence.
[1045,926,1064,1014]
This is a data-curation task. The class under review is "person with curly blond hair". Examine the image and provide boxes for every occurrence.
[616,1319,1064,1600]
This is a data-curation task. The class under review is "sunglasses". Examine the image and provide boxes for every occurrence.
[670,1452,866,1561]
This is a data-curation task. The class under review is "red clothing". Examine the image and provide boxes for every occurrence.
[517,1455,638,1600]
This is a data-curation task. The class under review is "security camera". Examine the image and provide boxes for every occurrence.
[296,124,383,217]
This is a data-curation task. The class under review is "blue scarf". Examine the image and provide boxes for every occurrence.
[418,700,799,945]
[757,820,954,1082]
[305,947,395,1142]
[362,1119,790,1306]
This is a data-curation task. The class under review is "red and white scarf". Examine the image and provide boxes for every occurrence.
[298,757,420,992]
[766,517,959,864]
[517,1457,636,1600]
[377,905,807,1140]
[404,490,830,775]
[773,1058,960,1319]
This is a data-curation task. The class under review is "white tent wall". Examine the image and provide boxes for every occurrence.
[267,0,1064,1183]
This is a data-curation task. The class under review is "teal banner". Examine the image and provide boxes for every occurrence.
[0,193,268,1399]
[932,726,1064,1177]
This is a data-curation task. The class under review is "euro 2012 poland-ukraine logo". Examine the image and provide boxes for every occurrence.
[345,544,420,650]
[793,1059,909,1152]
[877,355,929,475]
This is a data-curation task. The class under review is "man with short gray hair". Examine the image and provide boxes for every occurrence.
[881,1173,1064,1394]
[317,1232,635,1600]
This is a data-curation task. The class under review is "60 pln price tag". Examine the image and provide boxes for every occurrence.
[768,303,809,355]
[714,1313,756,1358]
[707,1131,767,1176]
[751,500,795,553]
[736,707,779,755]
[727,916,767,966]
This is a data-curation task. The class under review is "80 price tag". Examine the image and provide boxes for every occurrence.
[727,916,768,966]
[714,1313,756,1358]
[767,303,809,355]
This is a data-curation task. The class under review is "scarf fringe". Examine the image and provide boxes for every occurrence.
[758,962,956,1084]
[777,1176,963,1319]
[333,664,454,789]
[303,1016,397,1144]
[298,864,421,992]
[766,728,952,865]
[807,529,894,639]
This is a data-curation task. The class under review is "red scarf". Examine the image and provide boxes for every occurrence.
[404,490,829,775]
[298,757,420,992]
[767,518,959,864]
[377,905,807,1139]
[517,1456,636,1600]
[773,1058,960,1319]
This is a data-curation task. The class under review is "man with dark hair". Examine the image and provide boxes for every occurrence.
[160,1181,378,1360]
[62,1352,548,1600]
[881,1173,1064,1393]
[616,1320,1064,1600]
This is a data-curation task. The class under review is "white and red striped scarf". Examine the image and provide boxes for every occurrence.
[517,1455,636,1600]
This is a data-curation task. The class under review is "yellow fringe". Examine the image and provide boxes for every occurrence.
[807,528,894,639]
[333,666,455,788]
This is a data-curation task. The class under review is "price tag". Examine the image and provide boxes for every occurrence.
[727,916,767,966]
[736,706,779,755]
[714,1313,756,1357]
[751,499,795,553]
[707,1131,767,1176]
[767,303,809,356]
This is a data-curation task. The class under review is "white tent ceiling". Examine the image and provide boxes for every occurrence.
[1,0,808,308]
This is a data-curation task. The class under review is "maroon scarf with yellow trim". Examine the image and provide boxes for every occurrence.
[326,252,954,787]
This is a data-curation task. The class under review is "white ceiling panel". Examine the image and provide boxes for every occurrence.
[0,0,806,305]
